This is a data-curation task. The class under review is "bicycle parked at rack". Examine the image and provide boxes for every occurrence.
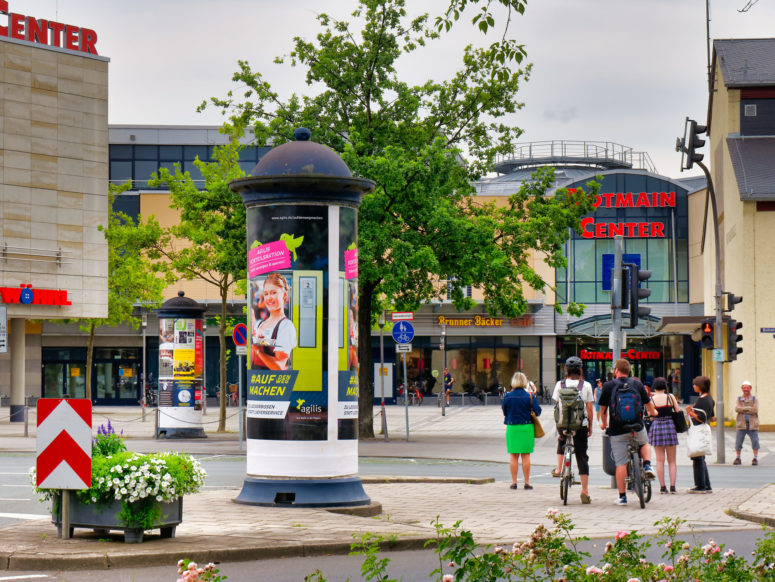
[559,428,577,505]
[625,432,653,509]
[467,389,487,405]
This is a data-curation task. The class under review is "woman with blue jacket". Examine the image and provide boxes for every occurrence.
[502,372,542,490]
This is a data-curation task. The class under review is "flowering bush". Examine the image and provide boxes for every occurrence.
[305,511,775,581]
[31,423,206,530]
[176,559,227,582]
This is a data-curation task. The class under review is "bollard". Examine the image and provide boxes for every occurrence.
[154,407,159,439]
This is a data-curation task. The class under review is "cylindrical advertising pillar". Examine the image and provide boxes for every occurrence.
[229,128,374,507]
[155,291,207,439]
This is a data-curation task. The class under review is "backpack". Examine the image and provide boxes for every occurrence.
[554,380,587,431]
[610,378,644,431]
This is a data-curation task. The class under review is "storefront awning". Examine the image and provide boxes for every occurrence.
[657,316,704,335]
[566,314,662,338]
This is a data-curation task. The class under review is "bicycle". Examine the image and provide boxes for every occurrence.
[624,432,653,509]
[559,429,576,505]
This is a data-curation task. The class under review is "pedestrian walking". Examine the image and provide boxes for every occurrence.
[647,377,681,494]
[443,367,454,405]
[734,380,759,466]
[502,371,541,491]
[685,376,715,493]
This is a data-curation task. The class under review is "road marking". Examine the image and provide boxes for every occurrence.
[0,513,48,520]
[0,498,31,501]
[0,575,52,580]
[0,473,31,475]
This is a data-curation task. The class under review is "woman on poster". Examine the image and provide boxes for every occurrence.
[252,272,297,371]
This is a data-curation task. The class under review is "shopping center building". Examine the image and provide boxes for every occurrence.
[2,17,773,426]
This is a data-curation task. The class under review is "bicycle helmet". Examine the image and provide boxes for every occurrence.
[565,356,583,374]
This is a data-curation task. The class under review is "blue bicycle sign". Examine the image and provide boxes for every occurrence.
[391,321,415,344]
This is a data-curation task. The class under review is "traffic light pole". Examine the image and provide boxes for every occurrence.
[696,160,726,464]
[611,236,624,361]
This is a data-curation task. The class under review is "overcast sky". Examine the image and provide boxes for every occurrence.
[13,0,775,177]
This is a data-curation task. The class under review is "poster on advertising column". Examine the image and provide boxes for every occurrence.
[338,206,359,439]
[158,318,203,408]
[246,205,327,441]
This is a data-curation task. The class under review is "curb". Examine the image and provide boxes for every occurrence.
[0,533,436,571]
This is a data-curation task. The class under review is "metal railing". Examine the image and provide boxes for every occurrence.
[493,140,657,174]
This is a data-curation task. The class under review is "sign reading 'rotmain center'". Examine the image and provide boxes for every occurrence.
[0,1,99,55]
[573,190,676,239]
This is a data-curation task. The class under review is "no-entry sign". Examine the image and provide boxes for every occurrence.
[36,399,92,489]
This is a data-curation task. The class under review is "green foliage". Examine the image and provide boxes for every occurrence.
[201,0,597,435]
[92,421,127,457]
[148,133,247,432]
[350,532,398,582]
[306,511,775,581]
[31,444,206,530]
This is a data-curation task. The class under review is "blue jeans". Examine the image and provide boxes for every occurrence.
[692,456,711,490]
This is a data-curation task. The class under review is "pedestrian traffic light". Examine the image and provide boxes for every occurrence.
[685,120,707,170]
[724,292,743,312]
[700,319,714,349]
[623,263,651,328]
[727,319,743,361]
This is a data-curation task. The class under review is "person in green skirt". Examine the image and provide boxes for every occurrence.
[502,371,542,490]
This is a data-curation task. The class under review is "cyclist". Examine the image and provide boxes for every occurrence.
[551,356,595,504]
[599,359,658,506]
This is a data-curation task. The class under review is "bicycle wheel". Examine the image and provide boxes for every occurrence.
[633,455,645,509]
[645,478,652,503]
[560,474,569,505]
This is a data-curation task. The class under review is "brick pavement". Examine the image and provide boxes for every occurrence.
[0,403,772,571]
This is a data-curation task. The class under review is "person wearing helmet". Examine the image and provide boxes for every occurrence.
[551,356,595,504]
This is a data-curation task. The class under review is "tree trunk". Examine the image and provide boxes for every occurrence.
[357,282,376,438]
[86,321,96,400]
[217,283,228,432]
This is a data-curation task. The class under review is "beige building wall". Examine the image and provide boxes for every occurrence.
[140,192,246,303]
[706,56,775,427]
[0,38,109,320]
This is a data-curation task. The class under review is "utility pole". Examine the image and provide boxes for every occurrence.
[677,118,726,464]
[611,236,624,361]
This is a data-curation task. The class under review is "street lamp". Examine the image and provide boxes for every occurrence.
[378,310,388,440]
[440,322,446,416]
[141,312,147,422]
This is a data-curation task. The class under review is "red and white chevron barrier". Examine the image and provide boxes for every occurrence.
[36,399,92,489]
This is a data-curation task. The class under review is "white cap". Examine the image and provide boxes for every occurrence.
[742,380,753,387]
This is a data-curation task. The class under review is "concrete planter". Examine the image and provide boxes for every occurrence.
[52,491,183,543]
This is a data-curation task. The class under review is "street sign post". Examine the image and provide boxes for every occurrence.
[391,321,415,344]
[232,323,248,346]
[36,398,92,540]
[391,312,414,321]
[0,305,6,353]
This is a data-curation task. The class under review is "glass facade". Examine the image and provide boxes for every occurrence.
[556,174,689,305]
[372,335,542,397]
[109,144,270,189]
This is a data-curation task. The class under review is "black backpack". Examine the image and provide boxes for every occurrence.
[610,378,644,431]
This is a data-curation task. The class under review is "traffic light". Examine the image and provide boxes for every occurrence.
[724,292,743,312]
[623,263,651,328]
[686,120,707,170]
[727,319,743,361]
[700,318,714,349]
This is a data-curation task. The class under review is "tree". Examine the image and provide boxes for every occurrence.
[148,135,247,432]
[74,183,173,400]
[202,0,597,437]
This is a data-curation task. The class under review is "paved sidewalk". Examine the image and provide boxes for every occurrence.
[0,404,773,571]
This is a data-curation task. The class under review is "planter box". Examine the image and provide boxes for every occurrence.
[52,491,183,543]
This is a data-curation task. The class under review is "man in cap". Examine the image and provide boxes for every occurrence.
[734,380,759,466]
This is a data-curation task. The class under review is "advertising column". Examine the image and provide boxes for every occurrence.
[230,128,374,507]
[156,292,206,438]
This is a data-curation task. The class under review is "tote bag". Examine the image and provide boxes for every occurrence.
[687,409,712,457]
[529,393,545,438]
[670,395,689,433]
